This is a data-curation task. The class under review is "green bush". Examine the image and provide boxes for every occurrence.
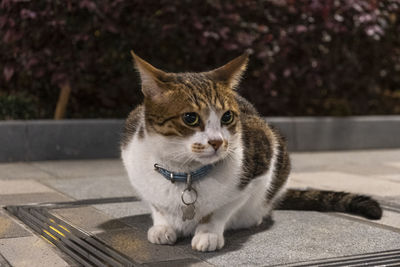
[1,0,399,119]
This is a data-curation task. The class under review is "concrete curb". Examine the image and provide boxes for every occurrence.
[1,116,399,162]
[0,120,123,162]
[267,116,400,151]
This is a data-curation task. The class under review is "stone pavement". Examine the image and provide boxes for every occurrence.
[0,149,399,266]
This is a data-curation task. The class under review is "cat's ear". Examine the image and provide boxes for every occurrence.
[131,51,169,99]
[208,52,249,89]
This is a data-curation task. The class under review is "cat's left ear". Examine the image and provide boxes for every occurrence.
[208,52,249,89]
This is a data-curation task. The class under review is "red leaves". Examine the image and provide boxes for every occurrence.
[236,31,256,46]
[0,16,8,28]
[2,29,21,43]
[20,9,37,20]
[3,66,14,82]
[24,57,39,69]
[79,0,97,12]
[51,73,68,88]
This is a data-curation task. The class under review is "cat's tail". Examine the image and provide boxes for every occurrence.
[278,189,382,220]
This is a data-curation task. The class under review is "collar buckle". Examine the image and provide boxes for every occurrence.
[154,163,160,171]
[186,173,192,190]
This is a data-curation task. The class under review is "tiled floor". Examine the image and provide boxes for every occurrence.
[0,149,399,266]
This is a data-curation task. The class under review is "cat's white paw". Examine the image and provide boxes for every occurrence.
[191,232,224,252]
[147,225,177,245]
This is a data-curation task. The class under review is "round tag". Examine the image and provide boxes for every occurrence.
[181,188,198,205]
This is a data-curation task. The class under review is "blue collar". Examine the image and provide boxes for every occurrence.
[154,163,213,183]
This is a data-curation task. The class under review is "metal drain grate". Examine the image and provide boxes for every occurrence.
[280,249,400,267]
[5,197,139,267]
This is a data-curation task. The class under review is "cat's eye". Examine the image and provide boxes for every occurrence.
[221,110,234,125]
[182,112,200,126]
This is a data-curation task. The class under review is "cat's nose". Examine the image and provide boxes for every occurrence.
[208,139,223,151]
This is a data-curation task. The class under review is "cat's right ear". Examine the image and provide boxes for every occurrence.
[208,52,249,90]
[131,51,169,99]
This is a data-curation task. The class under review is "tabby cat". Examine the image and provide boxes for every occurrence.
[121,52,382,252]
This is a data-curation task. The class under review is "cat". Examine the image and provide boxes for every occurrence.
[121,51,382,252]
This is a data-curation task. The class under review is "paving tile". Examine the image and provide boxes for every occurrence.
[95,228,193,264]
[119,213,153,232]
[291,150,400,176]
[44,175,137,200]
[0,236,69,267]
[378,196,400,207]
[335,209,400,232]
[0,192,72,206]
[0,252,11,266]
[0,163,53,180]
[32,159,126,179]
[0,180,54,195]
[380,209,400,229]
[181,210,400,266]
[51,206,128,233]
[93,201,150,219]
[288,171,400,197]
[376,174,400,183]
[0,211,31,239]
[145,258,212,267]
[385,161,400,170]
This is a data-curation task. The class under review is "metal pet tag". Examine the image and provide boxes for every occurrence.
[181,204,195,221]
[181,173,198,221]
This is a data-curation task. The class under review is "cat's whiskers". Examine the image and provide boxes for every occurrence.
[163,140,187,146]
[167,150,190,162]
[223,143,240,162]
[224,151,235,163]
[178,153,196,169]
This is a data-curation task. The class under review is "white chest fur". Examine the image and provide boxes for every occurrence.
[121,133,245,235]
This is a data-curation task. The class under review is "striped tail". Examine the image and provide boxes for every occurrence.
[278,189,382,220]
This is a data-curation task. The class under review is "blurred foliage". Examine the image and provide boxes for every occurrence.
[1,0,400,119]
[0,93,38,119]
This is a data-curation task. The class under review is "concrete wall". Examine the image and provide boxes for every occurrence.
[1,116,400,162]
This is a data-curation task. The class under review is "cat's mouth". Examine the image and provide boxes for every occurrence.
[198,153,218,158]
[196,151,225,163]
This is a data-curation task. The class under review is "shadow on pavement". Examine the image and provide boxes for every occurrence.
[98,214,275,260]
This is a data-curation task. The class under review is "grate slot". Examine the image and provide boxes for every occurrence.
[33,196,140,209]
[351,258,400,267]
[283,249,400,267]
[320,252,400,267]
[381,263,400,267]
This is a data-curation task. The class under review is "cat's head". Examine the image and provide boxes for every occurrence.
[132,51,248,165]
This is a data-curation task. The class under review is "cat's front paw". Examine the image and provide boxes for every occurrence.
[148,225,177,245]
[191,232,224,252]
